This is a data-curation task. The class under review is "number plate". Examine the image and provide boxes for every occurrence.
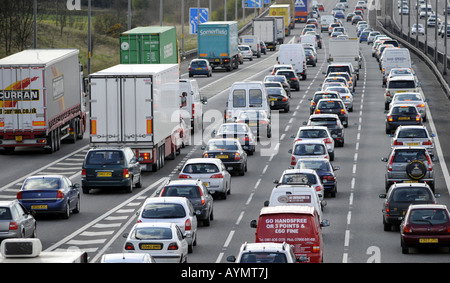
[97,172,112,177]
[15,136,23,142]
[140,244,162,250]
[406,143,420,146]
[203,182,210,187]
[419,238,438,243]
[31,205,47,210]
[216,155,228,159]
[398,116,410,120]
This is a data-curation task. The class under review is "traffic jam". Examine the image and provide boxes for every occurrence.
[1,0,450,264]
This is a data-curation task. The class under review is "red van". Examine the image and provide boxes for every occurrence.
[250,206,329,263]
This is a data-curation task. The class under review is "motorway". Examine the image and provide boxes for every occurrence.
[1,0,450,264]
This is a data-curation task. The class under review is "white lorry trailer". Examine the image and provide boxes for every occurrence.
[88,64,181,172]
[328,37,361,78]
[252,17,278,51]
[0,49,87,153]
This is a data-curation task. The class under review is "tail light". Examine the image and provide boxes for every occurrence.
[234,153,241,161]
[168,242,179,250]
[417,103,425,108]
[259,120,269,125]
[385,202,390,216]
[56,190,65,200]
[426,154,433,171]
[323,175,335,182]
[340,109,346,114]
[393,140,403,145]
[415,115,421,122]
[403,225,412,233]
[315,185,322,193]
[388,115,393,122]
[292,77,298,81]
[185,219,192,231]
[198,187,205,205]
[422,140,432,146]
[387,155,395,171]
[291,156,296,166]
[311,101,316,106]
[16,191,22,200]
[179,174,192,179]
[140,153,151,161]
[282,97,288,102]
[312,245,321,253]
[123,169,130,178]
[9,222,18,230]
[315,109,321,114]
[192,104,195,117]
[124,242,135,250]
[81,169,86,178]
[386,91,391,97]
[211,173,223,179]
[323,138,332,144]
[203,153,209,158]
[244,135,250,142]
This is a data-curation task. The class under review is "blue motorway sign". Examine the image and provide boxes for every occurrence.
[242,0,270,8]
[190,8,209,34]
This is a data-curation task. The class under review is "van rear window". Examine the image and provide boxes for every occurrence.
[249,89,263,106]
[257,214,317,242]
[233,90,246,107]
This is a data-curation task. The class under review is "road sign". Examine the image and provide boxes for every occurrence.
[190,8,209,35]
[242,0,269,8]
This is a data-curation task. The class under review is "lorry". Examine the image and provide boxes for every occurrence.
[252,17,278,51]
[328,37,361,77]
[239,35,261,58]
[179,79,207,133]
[88,64,181,172]
[0,49,87,153]
[197,21,239,72]
[268,16,286,45]
[269,4,293,36]
[278,44,307,80]
[120,26,179,64]
[295,0,310,23]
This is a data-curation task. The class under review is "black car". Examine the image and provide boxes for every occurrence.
[306,114,345,147]
[295,158,339,197]
[264,75,291,97]
[385,105,422,134]
[314,98,348,128]
[309,91,340,114]
[275,69,300,91]
[81,147,142,194]
[379,183,439,231]
[304,49,317,67]
[267,87,290,112]
[202,138,248,175]
[158,179,214,226]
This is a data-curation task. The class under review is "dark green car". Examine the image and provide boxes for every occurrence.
[81,147,142,194]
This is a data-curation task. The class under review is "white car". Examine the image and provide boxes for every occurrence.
[238,45,253,61]
[100,253,156,263]
[411,24,424,35]
[227,242,299,263]
[179,158,232,199]
[288,139,330,166]
[275,168,325,201]
[390,125,435,157]
[123,222,188,263]
[325,86,354,113]
[136,197,198,253]
[292,126,335,161]
[390,92,427,121]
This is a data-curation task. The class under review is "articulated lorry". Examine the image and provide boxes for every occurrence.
[197,21,239,72]
[88,64,181,172]
[295,0,311,23]
[252,17,278,51]
[0,49,86,153]
[269,4,293,36]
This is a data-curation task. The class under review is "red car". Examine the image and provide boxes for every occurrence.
[317,3,325,11]
[400,204,450,254]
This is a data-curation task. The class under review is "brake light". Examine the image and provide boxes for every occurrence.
[388,155,395,171]
[123,169,130,178]
[340,109,346,114]
[124,242,135,250]
[179,174,192,179]
[388,115,393,122]
[56,190,64,200]
[234,153,241,161]
[426,154,433,171]
[415,115,421,122]
[211,173,223,179]
[198,187,205,205]
[81,169,86,177]
[291,156,296,166]
[393,140,403,145]
[9,222,18,230]
[282,97,288,102]
[312,245,321,253]
[185,219,191,231]
[315,185,322,192]
[417,103,425,108]
[168,242,179,250]
[192,104,195,117]
[403,225,412,233]
[385,202,390,215]
[386,91,391,97]
[422,140,432,146]
[315,109,321,114]
[16,191,22,200]
[323,175,335,181]
[203,153,209,158]
[323,138,332,144]
[140,153,151,161]
[244,135,250,142]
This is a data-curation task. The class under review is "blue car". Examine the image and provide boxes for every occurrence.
[17,175,80,219]
[360,30,370,42]
[189,59,212,77]
[334,10,345,19]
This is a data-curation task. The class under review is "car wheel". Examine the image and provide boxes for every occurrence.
[383,219,392,231]
[401,239,409,254]
[62,201,70,219]
[73,197,80,214]
[125,179,133,193]
[204,214,211,227]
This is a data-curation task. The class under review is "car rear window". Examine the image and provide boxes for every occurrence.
[296,160,331,171]
[310,118,338,126]
[391,188,433,202]
[318,100,343,109]
[392,106,418,115]
[409,209,448,225]
[22,178,60,190]
[191,60,206,67]
[161,186,201,198]
[294,143,326,155]
[142,203,186,219]
[233,89,246,107]
[393,149,427,162]
[299,129,328,139]
[183,163,220,174]
[388,80,415,89]
[240,252,288,263]
[314,94,338,102]
[131,227,173,240]
[0,208,12,220]
[397,128,427,138]
[281,173,317,184]
[86,151,124,165]
[207,141,239,151]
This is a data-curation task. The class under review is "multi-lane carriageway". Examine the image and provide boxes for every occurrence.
[1,0,450,265]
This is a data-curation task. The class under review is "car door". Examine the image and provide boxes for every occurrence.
[64,177,78,210]
[126,148,141,185]
[14,203,34,238]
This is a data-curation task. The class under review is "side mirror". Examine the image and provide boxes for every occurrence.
[379,193,387,198]
[321,200,327,207]
[264,200,270,207]
[333,165,340,171]
[273,179,279,184]
[320,219,330,227]
[250,220,258,228]
[288,149,292,153]
[123,233,129,238]
[381,157,388,162]
[201,97,208,104]
[227,255,236,262]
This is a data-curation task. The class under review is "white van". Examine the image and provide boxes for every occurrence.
[384,75,421,110]
[380,48,412,85]
[239,35,261,58]
[278,44,307,80]
[320,15,335,32]
[225,81,270,122]
[180,79,207,132]
[264,184,326,222]
[299,34,317,48]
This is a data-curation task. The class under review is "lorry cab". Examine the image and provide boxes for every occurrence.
[179,79,207,133]
[225,81,270,122]
[278,44,307,80]
[250,206,329,263]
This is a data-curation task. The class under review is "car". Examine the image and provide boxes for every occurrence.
[314,33,323,49]
[227,242,299,263]
[214,123,257,154]
[322,76,349,91]
[0,200,37,240]
[400,204,450,254]
[274,168,325,201]
[330,31,344,38]
[326,72,354,91]
[352,15,363,24]
[235,110,272,139]
[317,3,325,11]
[367,31,381,44]
[158,179,214,226]
[309,91,340,114]
[304,48,317,67]
[360,30,371,42]
[386,68,414,82]
[81,147,142,194]
[295,158,339,197]
[179,158,232,199]
[100,253,156,263]
[275,69,300,91]
[332,26,346,35]
[334,10,345,19]
[289,139,329,167]
[379,183,439,231]
[314,98,349,128]
[382,146,435,192]
[188,59,212,77]
[306,113,345,147]
[136,196,198,253]
[123,222,188,263]
[328,23,342,35]
[346,12,355,22]
[384,75,420,110]
[324,62,358,83]
[321,81,346,91]
[264,74,291,97]
[385,104,422,134]
[306,18,319,28]
[390,125,435,157]
[266,87,290,112]
[17,175,80,219]
[439,24,450,38]
[270,64,294,75]
[237,50,244,64]
[238,45,253,61]
[202,138,248,176]
[324,86,354,112]
[260,41,267,55]
[390,92,427,121]
[411,24,424,35]
[292,126,335,161]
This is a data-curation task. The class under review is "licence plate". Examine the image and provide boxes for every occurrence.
[419,238,438,243]
[97,172,112,177]
[140,244,162,250]
[203,182,210,187]
[15,136,23,142]
[269,98,277,101]
[404,180,418,183]
[31,205,47,210]
[195,68,203,70]
[216,155,228,159]
[398,116,410,120]
[406,143,420,146]
[215,59,220,62]
[249,123,257,126]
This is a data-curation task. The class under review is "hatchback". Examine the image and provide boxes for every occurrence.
[235,110,271,139]
[0,200,36,240]
[136,197,197,253]
[202,138,248,176]
[275,69,300,91]
[289,140,329,166]
[325,86,354,112]
[179,158,232,199]
[380,183,438,231]
[123,222,188,263]
[309,91,340,114]
[227,242,298,263]
[306,113,345,147]
[390,125,435,157]
[292,126,335,161]
[266,87,290,112]
[188,59,212,77]
[385,104,422,134]
[275,168,324,201]
[81,147,142,194]
[314,98,348,128]
[264,75,291,97]
[238,45,253,61]
[400,204,450,254]
[214,123,257,154]
[158,179,214,226]
[295,158,339,197]
[18,175,80,219]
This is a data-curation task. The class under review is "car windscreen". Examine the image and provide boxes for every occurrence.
[142,203,186,219]
[161,186,201,198]
[86,151,124,165]
[183,163,220,174]
[240,252,288,263]
[22,178,61,190]
[131,227,173,240]
[391,187,433,202]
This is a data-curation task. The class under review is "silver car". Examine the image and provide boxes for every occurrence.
[390,125,435,157]
[0,200,37,240]
[390,92,428,121]
[179,158,232,199]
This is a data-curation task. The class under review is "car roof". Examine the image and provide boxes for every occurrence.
[101,253,152,263]
[260,205,315,216]
[299,125,329,131]
[390,182,431,189]
[309,113,340,119]
[240,242,290,253]
[166,179,201,186]
[0,200,18,207]
[408,204,448,210]
[282,168,317,175]
[184,158,222,165]
[293,139,326,145]
[143,196,189,205]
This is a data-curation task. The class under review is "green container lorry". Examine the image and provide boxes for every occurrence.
[120,26,178,64]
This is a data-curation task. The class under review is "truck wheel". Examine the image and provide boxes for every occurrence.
[69,120,78,143]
